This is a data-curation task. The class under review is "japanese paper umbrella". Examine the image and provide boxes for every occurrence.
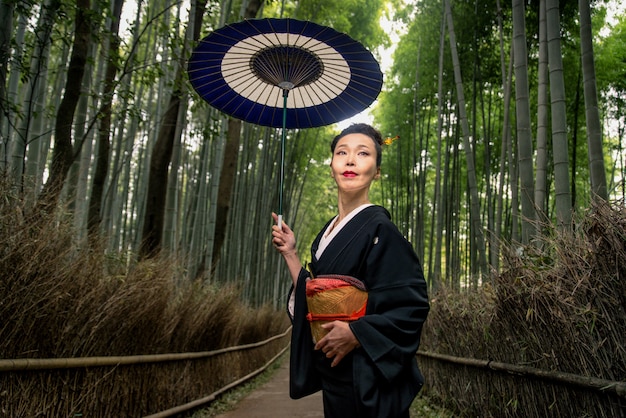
[187,18,383,227]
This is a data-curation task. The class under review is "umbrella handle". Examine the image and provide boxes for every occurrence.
[277,214,283,230]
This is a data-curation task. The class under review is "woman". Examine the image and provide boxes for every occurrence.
[271,123,429,418]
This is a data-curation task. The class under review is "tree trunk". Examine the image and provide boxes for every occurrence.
[9,0,57,190]
[187,132,212,280]
[70,65,95,240]
[432,2,446,291]
[210,118,240,272]
[163,1,187,254]
[0,0,13,159]
[546,0,572,229]
[572,69,581,208]
[87,0,124,243]
[103,0,143,253]
[139,0,207,257]
[494,0,512,271]
[444,0,488,280]
[209,0,262,272]
[2,8,28,175]
[139,85,182,257]
[535,0,549,221]
[37,0,92,211]
[512,0,536,245]
[579,0,608,201]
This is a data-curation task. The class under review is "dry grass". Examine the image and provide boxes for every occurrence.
[0,182,290,416]
[420,201,626,417]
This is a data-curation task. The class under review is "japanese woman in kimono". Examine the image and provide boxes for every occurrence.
[271,123,430,418]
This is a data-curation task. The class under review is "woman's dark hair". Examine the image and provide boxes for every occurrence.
[330,123,383,167]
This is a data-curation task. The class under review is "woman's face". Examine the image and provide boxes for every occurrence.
[330,133,380,194]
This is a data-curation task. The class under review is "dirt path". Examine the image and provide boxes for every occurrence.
[214,358,324,418]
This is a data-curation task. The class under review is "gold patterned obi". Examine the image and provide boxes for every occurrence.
[305,275,368,343]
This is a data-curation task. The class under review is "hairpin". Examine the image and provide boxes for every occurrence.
[383,135,399,146]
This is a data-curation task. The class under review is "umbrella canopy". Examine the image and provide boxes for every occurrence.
[187,18,383,226]
[187,18,383,129]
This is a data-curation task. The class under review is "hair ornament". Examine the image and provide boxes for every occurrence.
[383,135,399,146]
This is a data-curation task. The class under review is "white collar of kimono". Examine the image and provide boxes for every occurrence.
[316,203,374,260]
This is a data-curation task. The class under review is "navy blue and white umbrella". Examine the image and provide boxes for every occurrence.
[188,18,383,226]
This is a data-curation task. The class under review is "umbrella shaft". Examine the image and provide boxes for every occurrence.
[278,90,288,219]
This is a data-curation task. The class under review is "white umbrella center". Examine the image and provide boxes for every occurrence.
[221,33,351,109]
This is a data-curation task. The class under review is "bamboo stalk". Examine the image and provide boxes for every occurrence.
[0,327,291,372]
[418,350,626,398]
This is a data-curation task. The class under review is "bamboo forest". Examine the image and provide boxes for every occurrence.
[2,0,626,416]
[3,0,624,300]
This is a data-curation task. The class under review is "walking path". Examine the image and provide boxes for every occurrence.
[215,358,323,418]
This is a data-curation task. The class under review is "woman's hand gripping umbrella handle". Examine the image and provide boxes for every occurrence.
[272,213,301,288]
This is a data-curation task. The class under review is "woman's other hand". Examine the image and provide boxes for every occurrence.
[314,321,361,367]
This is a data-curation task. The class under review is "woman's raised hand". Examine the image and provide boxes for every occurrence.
[271,212,297,256]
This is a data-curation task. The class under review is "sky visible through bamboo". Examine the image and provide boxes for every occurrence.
[120,0,625,130]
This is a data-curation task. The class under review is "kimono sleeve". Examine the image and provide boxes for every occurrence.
[287,267,322,399]
[349,220,430,383]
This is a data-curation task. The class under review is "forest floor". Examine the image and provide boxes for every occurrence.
[191,353,452,418]
[212,358,323,417]
[191,354,324,418]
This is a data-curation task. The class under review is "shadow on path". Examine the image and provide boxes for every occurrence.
[215,357,323,418]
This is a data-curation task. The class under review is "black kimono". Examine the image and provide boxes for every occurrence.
[287,205,430,418]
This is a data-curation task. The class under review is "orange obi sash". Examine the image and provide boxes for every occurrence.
[305,275,368,343]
